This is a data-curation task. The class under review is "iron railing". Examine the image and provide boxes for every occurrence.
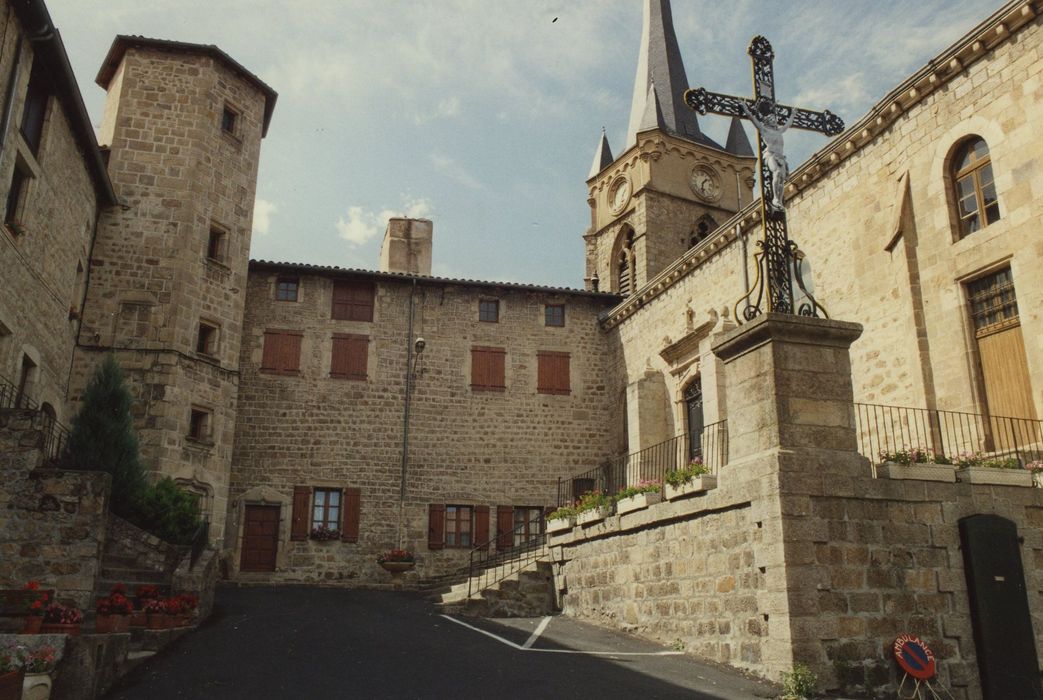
[1,373,69,463]
[854,403,1043,466]
[556,421,729,507]
[0,372,36,411]
[40,416,69,463]
[466,519,547,599]
[190,519,210,569]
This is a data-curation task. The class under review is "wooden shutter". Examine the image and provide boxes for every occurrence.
[341,487,361,542]
[474,505,490,547]
[496,505,514,550]
[290,486,311,541]
[471,346,505,391]
[262,330,302,375]
[538,352,570,395]
[427,504,445,550]
[331,334,368,380]
[332,280,375,321]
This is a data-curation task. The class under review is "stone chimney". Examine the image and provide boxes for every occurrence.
[379,218,432,276]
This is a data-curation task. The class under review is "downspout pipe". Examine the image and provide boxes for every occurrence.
[397,279,417,547]
[0,33,23,157]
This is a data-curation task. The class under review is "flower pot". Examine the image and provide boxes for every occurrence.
[664,475,718,500]
[576,505,611,526]
[957,466,1033,487]
[146,613,170,630]
[379,561,415,575]
[877,462,956,483]
[22,615,43,634]
[616,491,662,515]
[40,622,80,637]
[22,672,52,700]
[546,516,575,534]
[0,669,24,700]
[129,611,147,627]
[95,615,130,634]
[174,614,193,627]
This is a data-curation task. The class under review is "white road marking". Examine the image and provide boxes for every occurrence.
[522,616,552,649]
[440,615,683,656]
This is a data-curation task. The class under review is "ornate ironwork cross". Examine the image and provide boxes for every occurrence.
[685,36,844,320]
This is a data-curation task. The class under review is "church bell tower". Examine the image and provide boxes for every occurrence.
[583,0,756,295]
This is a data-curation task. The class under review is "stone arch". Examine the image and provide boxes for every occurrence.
[689,213,718,249]
[230,485,291,575]
[611,225,637,296]
[929,116,1006,242]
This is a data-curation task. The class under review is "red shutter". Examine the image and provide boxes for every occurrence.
[496,506,514,550]
[428,504,445,550]
[474,505,490,547]
[341,487,361,542]
[332,335,368,380]
[290,486,311,541]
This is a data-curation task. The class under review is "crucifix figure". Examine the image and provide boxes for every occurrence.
[684,36,844,318]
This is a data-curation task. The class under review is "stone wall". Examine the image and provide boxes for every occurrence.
[228,267,620,583]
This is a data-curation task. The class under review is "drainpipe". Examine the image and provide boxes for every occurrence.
[0,33,22,158]
[397,279,417,548]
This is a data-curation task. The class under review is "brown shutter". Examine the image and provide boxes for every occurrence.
[262,331,302,374]
[496,505,514,550]
[332,280,375,321]
[284,333,302,373]
[474,505,490,547]
[332,334,368,379]
[341,487,361,542]
[290,486,311,541]
[491,349,505,388]
[261,331,279,371]
[470,347,484,388]
[427,504,445,550]
[538,352,570,394]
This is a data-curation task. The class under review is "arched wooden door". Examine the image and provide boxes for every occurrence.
[685,378,704,461]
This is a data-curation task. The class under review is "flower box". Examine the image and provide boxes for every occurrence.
[379,561,415,575]
[576,506,611,526]
[877,462,956,483]
[616,491,662,515]
[23,672,52,700]
[95,614,131,634]
[664,476,717,500]
[957,467,1033,487]
[40,623,80,637]
[0,669,24,700]
[546,516,575,534]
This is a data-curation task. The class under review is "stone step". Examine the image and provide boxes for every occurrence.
[102,554,146,568]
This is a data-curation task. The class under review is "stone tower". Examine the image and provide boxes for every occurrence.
[584,0,756,295]
[72,37,276,541]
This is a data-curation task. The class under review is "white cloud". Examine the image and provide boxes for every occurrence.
[336,197,434,246]
[414,96,462,125]
[430,153,485,191]
[252,198,277,235]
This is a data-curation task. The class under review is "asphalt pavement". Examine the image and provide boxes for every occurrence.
[105,585,779,699]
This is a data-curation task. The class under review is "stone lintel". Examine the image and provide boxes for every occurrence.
[711,313,863,363]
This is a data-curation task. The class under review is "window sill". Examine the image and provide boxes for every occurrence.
[3,221,26,237]
[471,386,506,392]
[330,374,367,381]
[537,389,571,396]
[205,257,231,272]
[220,130,243,150]
[259,368,301,376]
[194,352,222,367]
[185,436,215,449]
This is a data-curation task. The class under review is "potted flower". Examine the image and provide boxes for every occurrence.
[168,594,199,627]
[377,549,415,575]
[575,490,612,526]
[310,525,340,541]
[133,585,160,627]
[21,581,49,634]
[876,447,955,482]
[0,643,23,700]
[955,452,1031,487]
[143,598,169,630]
[40,603,83,636]
[545,505,578,534]
[615,480,662,515]
[94,585,133,634]
[18,644,57,700]
[664,458,717,500]
[1027,460,1043,488]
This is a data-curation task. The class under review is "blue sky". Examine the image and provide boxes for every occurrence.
[48,0,992,289]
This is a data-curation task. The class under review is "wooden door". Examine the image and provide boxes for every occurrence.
[978,323,1037,420]
[240,505,280,572]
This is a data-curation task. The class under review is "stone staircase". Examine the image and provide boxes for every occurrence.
[422,546,556,617]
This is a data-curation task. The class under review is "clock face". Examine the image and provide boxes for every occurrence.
[690,166,721,202]
[609,176,632,213]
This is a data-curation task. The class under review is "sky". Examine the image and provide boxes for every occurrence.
[46,0,993,289]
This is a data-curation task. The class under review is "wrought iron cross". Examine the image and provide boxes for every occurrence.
[684,36,844,319]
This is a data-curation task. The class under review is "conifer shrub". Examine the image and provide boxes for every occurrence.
[134,477,201,545]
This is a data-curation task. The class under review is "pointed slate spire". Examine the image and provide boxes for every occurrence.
[636,81,665,135]
[725,116,754,157]
[588,127,615,179]
[626,0,712,148]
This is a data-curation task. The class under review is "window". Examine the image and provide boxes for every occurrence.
[544,304,565,327]
[952,137,1000,239]
[331,334,368,380]
[261,329,302,375]
[207,226,227,262]
[445,505,473,548]
[117,302,152,340]
[196,321,218,356]
[332,279,375,321]
[312,488,341,531]
[21,60,49,155]
[513,507,543,547]
[690,214,717,248]
[537,351,570,395]
[188,407,212,442]
[220,105,238,136]
[471,346,506,391]
[617,229,635,296]
[967,268,1018,332]
[479,299,499,323]
[276,277,299,302]
[4,161,29,230]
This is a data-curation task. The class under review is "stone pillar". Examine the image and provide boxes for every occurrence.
[710,313,865,678]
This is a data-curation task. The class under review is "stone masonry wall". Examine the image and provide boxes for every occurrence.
[228,268,620,583]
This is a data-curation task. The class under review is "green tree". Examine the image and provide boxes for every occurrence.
[62,355,146,518]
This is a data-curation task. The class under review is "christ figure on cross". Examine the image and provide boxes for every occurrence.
[739,101,796,211]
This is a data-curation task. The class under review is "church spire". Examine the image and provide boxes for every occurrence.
[636,82,665,135]
[625,0,707,148]
[725,116,754,157]
[588,127,614,179]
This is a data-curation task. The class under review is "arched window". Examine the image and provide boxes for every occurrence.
[689,214,717,249]
[952,137,1000,239]
[684,378,704,461]
[617,229,635,296]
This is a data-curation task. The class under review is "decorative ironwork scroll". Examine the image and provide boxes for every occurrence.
[684,35,844,321]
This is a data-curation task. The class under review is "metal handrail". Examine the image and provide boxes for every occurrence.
[0,372,37,411]
[466,518,547,599]
[1,373,69,463]
[556,420,729,507]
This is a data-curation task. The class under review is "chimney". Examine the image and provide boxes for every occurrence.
[379,218,432,276]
